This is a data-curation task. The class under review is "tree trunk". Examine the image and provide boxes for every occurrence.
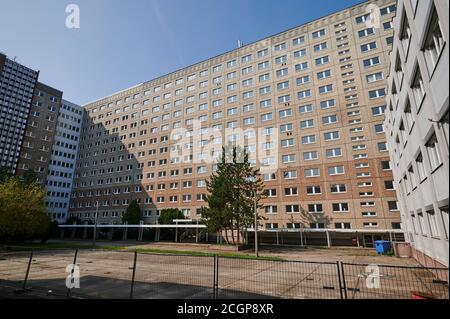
[230,222,235,245]
[224,227,230,244]
[236,219,240,245]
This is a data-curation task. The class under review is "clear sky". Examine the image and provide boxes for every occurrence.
[0,0,363,105]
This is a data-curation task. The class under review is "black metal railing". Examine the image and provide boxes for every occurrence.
[0,249,448,299]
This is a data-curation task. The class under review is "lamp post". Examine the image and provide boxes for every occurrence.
[254,190,258,258]
[92,201,99,248]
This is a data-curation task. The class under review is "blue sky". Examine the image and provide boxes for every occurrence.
[0,0,363,105]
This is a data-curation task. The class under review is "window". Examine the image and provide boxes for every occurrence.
[274,42,287,51]
[369,88,386,99]
[386,36,394,45]
[378,142,387,152]
[315,56,330,66]
[299,104,313,113]
[302,135,316,145]
[281,138,294,148]
[388,201,399,211]
[312,29,326,39]
[335,223,351,229]
[423,7,445,72]
[363,56,380,67]
[296,75,310,85]
[331,184,346,193]
[317,69,331,80]
[293,36,305,46]
[282,154,296,163]
[426,133,443,171]
[241,54,252,63]
[333,203,349,212]
[322,114,337,125]
[326,148,342,158]
[320,99,335,110]
[328,165,344,175]
[284,187,298,196]
[324,131,340,141]
[380,4,396,15]
[308,204,323,213]
[381,160,391,170]
[366,72,383,83]
[279,108,292,118]
[303,151,318,161]
[293,48,307,58]
[361,42,377,53]
[283,170,297,179]
[374,124,384,134]
[383,21,393,30]
[305,168,320,177]
[264,206,278,214]
[404,101,415,131]
[314,42,328,52]
[411,67,426,107]
[441,206,449,239]
[384,180,394,190]
[297,90,311,99]
[371,105,386,116]
[358,28,374,38]
[356,13,370,24]
[319,84,333,94]
[286,205,300,213]
[276,68,289,77]
[300,119,314,129]
[257,48,269,58]
[416,153,427,182]
[306,186,321,195]
[427,210,440,237]
[295,62,308,72]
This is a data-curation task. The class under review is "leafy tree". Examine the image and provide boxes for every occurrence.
[158,208,185,225]
[122,199,141,225]
[20,169,38,186]
[201,145,265,245]
[64,216,84,225]
[0,178,50,242]
[0,166,12,183]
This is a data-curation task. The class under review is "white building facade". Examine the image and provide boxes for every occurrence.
[385,0,449,267]
[45,100,83,222]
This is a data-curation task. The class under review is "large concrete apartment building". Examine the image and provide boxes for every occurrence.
[385,0,449,267]
[69,0,402,239]
[45,100,84,222]
[0,52,82,221]
[0,53,39,174]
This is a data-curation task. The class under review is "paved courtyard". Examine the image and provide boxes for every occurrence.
[0,243,448,299]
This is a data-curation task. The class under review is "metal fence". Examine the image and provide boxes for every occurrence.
[0,249,448,299]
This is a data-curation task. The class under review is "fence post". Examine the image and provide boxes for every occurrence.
[340,262,348,299]
[336,261,344,299]
[213,255,219,299]
[67,249,79,297]
[22,250,34,291]
[129,251,138,299]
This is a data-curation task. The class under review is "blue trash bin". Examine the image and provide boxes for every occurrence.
[375,240,392,254]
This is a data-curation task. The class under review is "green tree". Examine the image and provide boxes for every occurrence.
[201,145,265,245]
[158,208,185,224]
[20,169,38,186]
[64,216,84,225]
[0,166,12,183]
[0,178,51,242]
[122,200,141,225]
